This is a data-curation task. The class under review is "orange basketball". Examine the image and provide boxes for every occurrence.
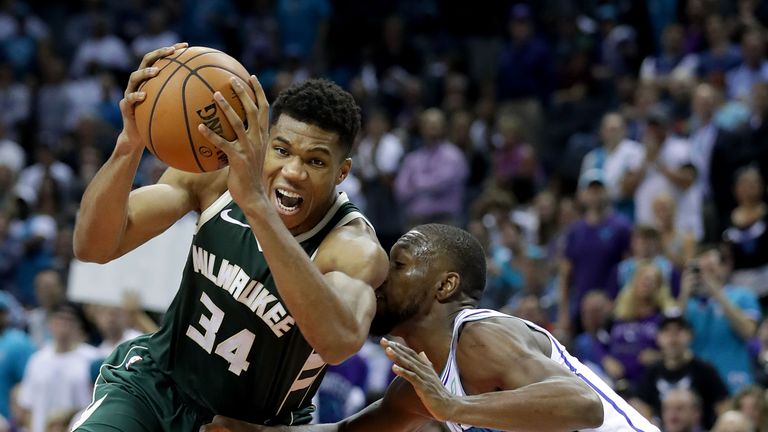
[134,46,256,173]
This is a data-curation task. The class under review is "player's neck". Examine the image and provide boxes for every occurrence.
[399,306,459,374]
[287,193,337,236]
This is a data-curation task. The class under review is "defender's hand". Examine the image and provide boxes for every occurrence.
[198,75,269,210]
[117,42,188,155]
[382,338,456,423]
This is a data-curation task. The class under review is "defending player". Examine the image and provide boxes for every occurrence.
[71,44,388,431]
[204,225,660,432]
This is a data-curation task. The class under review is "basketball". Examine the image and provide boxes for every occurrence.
[134,46,256,173]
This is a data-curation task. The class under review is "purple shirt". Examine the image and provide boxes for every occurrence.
[609,313,662,385]
[394,141,468,221]
[564,214,631,314]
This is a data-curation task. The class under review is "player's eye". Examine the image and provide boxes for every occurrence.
[274,147,289,156]
[309,159,325,167]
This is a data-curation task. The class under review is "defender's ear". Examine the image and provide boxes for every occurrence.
[436,272,461,302]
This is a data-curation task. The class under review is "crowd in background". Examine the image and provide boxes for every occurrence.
[2,0,768,430]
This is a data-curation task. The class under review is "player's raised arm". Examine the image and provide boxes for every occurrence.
[73,43,205,263]
[385,320,605,432]
[198,75,388,365]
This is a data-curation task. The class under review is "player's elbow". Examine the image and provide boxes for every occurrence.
[72,236,111,264]
[315,331,366,365]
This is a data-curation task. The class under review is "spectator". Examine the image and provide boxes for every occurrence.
[35,57,72,145]
[15,145,74,209]
[604,262,674,390]
[482,218,526,310]
[0,296,34,420]
[275,0,330,70]
[17,302,99,432]
[723,166,768,305]
[652,193,697,270]
[27,269,65,347]
[394,108,468,227]
[0,122,23,178]
[680,247,761,394]
[698,15,742,86]
[731,385,768,431]
[506,294,553,332]
[89,304,143,358]
[69,14,130,78]
[579,112,644,222]
[505,243,556,320]
[688,83,723,242]
[711,410,756,432]
[558,169,631,336]
[491,112,541,205]
[8,193,57,307]
[0,63,29,139]
[354,109,404,250]
[635,314,729,429]
[630,109,698,237]
[130,8,179,61]
[572,291,613,382]
[726,29,768,102]
[710,81,768,232]
[661,388,705,432]
[617,224,674,288]
[0,165,15,216]
[0,212,21,293]
[496,3,553,112]
[639,24,699,91]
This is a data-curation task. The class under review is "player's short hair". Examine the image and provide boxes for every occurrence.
[415,224,487,304]
[271,79,361,158]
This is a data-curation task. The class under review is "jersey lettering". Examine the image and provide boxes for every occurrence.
[191,245,296,336]
[186,292,224,353]
[186,293,257,376]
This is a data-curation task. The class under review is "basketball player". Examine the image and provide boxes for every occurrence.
[204,225,660,432]
[72,43,388,431]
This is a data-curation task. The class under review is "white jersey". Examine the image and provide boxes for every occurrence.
[439,309,659,432]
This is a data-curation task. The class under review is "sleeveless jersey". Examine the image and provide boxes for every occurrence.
[440,309,660,432]
[149,191,368,424]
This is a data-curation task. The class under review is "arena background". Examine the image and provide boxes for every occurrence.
[2,0,768,431]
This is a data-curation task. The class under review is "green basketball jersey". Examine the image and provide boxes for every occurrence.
[148,191,368,424]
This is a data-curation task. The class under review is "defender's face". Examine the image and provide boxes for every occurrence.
[263,115,350,233]
[371,231,434,336]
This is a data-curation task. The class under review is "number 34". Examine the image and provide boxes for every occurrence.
[186,292,255,376]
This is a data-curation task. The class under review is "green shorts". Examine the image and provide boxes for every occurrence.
[71,335,211,432]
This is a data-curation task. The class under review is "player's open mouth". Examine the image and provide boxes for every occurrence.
[275,188,303,215]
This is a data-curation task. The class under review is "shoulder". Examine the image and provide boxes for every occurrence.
[315,217,388,278]
[454,317,536,382]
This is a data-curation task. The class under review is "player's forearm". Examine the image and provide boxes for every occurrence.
[242,198,371,364]
[73,142,143,263]
[445,378,604,431]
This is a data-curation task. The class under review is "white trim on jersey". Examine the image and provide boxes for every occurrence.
[439,309,659,432]
[197,190,234,233]
[73,344,150,431]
